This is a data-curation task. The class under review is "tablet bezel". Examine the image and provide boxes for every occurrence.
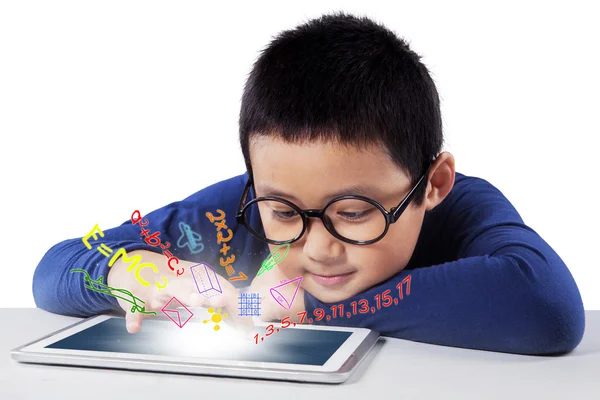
[12,315,376,374]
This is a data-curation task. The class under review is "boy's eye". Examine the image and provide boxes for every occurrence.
[271,210,298,220]
[337,209,372,221]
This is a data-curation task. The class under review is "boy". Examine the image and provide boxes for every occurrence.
[33,12,584,355]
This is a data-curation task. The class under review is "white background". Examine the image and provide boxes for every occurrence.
[0,1,598,309]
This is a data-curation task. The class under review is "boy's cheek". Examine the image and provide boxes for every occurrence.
[277,262,304,281]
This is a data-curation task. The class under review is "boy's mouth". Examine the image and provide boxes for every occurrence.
[309,271,355,287]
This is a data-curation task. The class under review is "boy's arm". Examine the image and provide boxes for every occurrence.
[304,174,585,355]
[33,173,262,317]
[33,233,154,317]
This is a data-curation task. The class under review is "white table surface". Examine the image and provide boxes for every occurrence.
[1,308,599,400]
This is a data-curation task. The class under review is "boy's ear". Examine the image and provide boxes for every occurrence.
[424,152,455,211]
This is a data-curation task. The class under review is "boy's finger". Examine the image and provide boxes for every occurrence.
[125,311,143,334]
[150,292,174,310]
[187,292,209,308]
[125,294,166,334]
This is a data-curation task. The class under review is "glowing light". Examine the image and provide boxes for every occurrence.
[203,307,228,331]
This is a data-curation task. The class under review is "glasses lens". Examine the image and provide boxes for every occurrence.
[324,198,387,242]
[244,199,303,242]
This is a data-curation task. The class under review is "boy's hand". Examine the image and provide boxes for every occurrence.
[107,250,253,333]
[250,266,306,323]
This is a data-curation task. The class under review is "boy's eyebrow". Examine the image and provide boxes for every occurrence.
[256,183,387,203]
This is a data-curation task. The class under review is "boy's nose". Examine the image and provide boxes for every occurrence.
[302,218,344,263]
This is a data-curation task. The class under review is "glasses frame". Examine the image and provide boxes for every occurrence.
[236,161,434,246]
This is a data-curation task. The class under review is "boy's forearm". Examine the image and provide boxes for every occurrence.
[32,173,254,317]
[305,250,585,355]
[33,238,116,316]
[33,239,158,317]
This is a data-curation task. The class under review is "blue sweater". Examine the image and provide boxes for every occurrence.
[33,172,585,355]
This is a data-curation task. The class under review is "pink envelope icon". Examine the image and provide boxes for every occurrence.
[161,297,194,328]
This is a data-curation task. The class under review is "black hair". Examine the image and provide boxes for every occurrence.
[239,12,443,206]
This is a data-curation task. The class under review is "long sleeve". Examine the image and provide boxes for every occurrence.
[33,172,269,317]
[304,173,585,355]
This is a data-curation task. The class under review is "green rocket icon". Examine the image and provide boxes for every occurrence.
[256,244,291,276]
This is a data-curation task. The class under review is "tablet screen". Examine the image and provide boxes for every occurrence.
[45,317,352,366]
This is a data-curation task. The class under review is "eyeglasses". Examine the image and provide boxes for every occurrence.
[236,162,434,246]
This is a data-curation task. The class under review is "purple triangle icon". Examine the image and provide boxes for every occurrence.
[270,276,302,310]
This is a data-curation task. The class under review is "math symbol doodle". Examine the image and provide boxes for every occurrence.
[239,292,261,317]
[270,277,302,310]
[257,244,290,277]
[161,297,194,328]
[190,262,222,298]
[131,210,184,277]
[177,222,204,254]
[81,223,169,291]
[70,269,156,315]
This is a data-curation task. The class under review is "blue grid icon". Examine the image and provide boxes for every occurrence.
[238,292,261,317]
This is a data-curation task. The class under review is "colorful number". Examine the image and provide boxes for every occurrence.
[350,301,357,315]
[382,289,393,307]
[281,316,291,328]
[229,271,248,281]
[205,209,226,223]
[220,255,235,267]
[374,294,381,310]
[314,308,325,321]
[266,324,275,336]
[330,305,337,318]
[297,311,307,323]
[403,275,411,295]
[358,299,369,314]
[155,276,168,291]
[217,229,233,244]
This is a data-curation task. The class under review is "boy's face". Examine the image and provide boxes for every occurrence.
[249,136,451,303]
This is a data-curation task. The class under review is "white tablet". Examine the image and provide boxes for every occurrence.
[11,313,379,383]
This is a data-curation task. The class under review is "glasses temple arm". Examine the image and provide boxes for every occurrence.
[236,178,252,219]
[391,163,433,221]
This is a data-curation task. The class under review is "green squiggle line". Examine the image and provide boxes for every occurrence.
[70,269,156,315]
